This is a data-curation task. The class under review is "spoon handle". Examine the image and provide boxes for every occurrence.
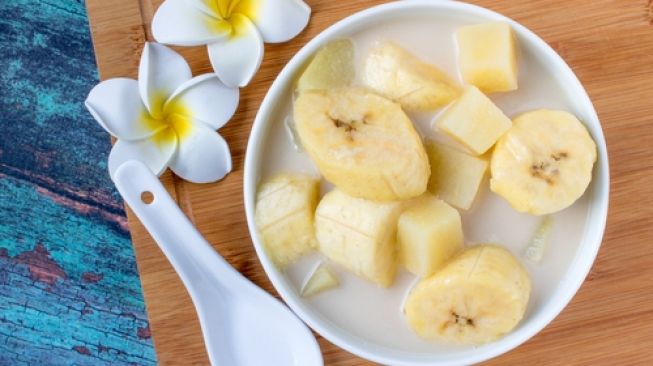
[112,160,234,294]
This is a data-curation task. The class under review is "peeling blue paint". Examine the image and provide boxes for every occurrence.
[0,0,157,364]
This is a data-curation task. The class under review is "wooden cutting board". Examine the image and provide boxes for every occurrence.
[85,0,653,364]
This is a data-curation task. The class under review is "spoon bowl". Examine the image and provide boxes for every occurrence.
[113,160,322,366]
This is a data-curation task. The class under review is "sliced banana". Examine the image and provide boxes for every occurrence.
[296,38,355,92]
[491,109,597,215]
[404,244,531,344]
[315,189,404,287]
[363,41,459,111]
[255,173,319,268]
[294,87,430,201]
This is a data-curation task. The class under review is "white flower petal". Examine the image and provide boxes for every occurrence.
[185,0,220,18]
[152,0,231,46]
[85,78,165,140]
[207,14,263,88]
[239,0,311,43]
[139,43,193,117]
[108,128,178,179]
[168,122,232,183]
[165,74,239,130]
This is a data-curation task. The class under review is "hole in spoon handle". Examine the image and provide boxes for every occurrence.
[141,191,154,205]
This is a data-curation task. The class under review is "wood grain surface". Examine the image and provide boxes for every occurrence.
[85,0,653,364]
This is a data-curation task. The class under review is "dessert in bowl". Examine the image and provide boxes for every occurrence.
[244,2,609,365]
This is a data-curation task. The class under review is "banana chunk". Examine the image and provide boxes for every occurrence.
[297,38,355,92]
[405,245,531,344]
[363,41,459,111]
[294,88,430,201]
[255,173,319,268]
[315,189,403,287]
[491,109,597,215]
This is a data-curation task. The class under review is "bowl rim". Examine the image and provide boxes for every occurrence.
[243,1,610,365]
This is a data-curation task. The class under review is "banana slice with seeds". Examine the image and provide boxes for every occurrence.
[405,244,531,344]
[491,109,597,215]
[294,87,430,201]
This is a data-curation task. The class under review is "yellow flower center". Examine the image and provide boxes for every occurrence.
[204,0,260,38]
[141,93,193,146]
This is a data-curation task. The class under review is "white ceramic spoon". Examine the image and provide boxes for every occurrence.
[113,160,323,366]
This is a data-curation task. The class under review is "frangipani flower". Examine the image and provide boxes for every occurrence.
[152,0,311,87]
[85,42,239,183]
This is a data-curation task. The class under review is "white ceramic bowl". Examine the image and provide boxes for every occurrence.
[244,1,609,365]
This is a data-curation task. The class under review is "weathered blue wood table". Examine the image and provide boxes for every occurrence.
[0,0,156,364]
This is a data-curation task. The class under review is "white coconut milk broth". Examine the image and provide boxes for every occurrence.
[258,14,591,353]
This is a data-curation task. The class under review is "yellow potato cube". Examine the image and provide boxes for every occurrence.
[398,196,463,277]
[435,86,511,155]
[457,22,518,93]
[426,141,488,210]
